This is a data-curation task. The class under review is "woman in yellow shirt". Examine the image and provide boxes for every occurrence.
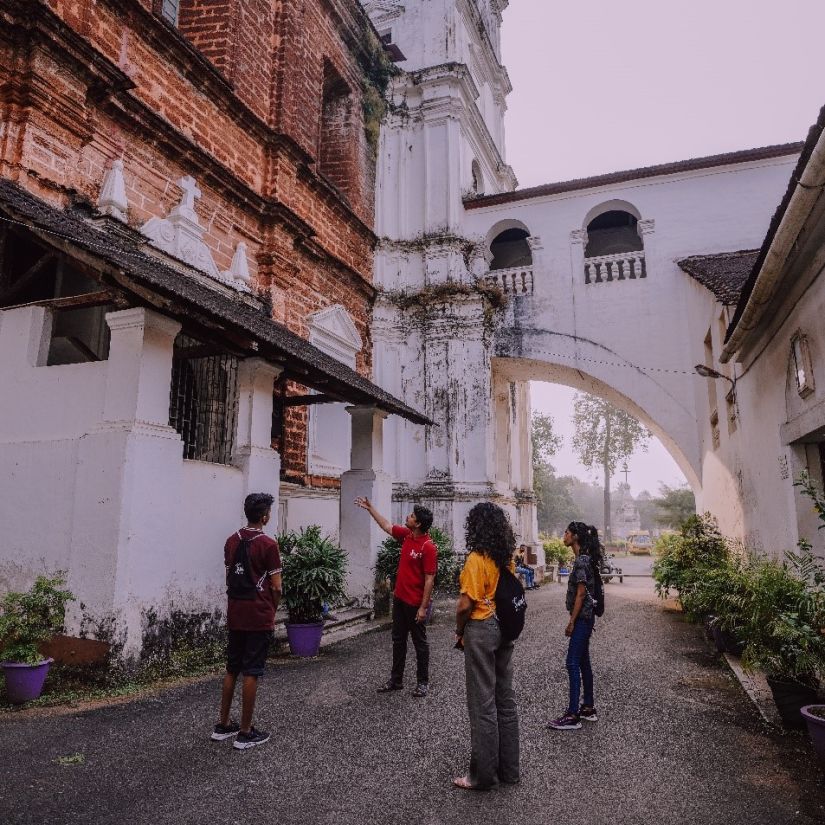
[453,502,519,790]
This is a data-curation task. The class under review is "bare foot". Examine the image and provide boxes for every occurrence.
[452,776,476,790]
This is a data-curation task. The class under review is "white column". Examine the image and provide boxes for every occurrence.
[235,358,282,498]
[637,218,655,278]
[339,406,392,606]
[570,229,588,284]
[67,308,184,655]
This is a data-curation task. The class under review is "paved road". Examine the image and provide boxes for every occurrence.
[2,579,823,825]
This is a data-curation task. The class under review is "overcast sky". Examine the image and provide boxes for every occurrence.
[500,0,825,494]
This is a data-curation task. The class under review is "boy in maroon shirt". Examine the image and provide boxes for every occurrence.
[212,493,281,750]
[355,497,437,697]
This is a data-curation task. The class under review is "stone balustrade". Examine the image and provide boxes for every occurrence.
[584,251,646,284]
[486,266,534,294]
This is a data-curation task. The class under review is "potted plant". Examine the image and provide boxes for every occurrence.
[0,573,74,703]
[542,538,572,579]
[374,526,458,623]
[801,705,825,770]
[738,547,825,728]
[279,526,347,657]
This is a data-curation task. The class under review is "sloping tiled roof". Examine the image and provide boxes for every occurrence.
[677,250,759,305]
[0,178,431,426]
[465,143,803,209]
[727,104,825,341]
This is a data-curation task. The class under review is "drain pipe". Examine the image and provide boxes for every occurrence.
[721,126,825,363]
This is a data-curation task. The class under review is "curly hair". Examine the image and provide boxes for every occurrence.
[465,502,516,570]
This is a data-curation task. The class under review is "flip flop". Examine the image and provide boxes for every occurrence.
[452,776,489,791]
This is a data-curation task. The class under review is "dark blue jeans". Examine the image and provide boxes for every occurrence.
[516,565,534,588]
[565,616,594,715]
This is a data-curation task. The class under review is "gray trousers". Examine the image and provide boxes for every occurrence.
[463,616,520,787]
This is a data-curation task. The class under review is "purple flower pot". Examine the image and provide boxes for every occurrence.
[801,706,825,770]
[285,622,324,658]
[2,658,53,703]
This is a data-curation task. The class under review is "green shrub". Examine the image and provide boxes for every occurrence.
[278,526,348,624]
[737,547,825,682]
[652,514,730,603]
[0,574,74,664]
[374,525,459,594]
[542,537,572,569]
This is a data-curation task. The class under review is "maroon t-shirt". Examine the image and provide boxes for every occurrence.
[224,528,282,631]
[392,525,437,607]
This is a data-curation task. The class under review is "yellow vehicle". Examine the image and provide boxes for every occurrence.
[626,531,653,555]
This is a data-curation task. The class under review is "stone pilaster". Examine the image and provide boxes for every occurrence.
[339,406,391,605]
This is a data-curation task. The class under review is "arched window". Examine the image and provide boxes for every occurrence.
[585,210,642,258]
[490,228,531,271]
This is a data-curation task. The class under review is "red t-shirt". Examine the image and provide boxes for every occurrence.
[392,525,438,607]
[224,528,282,631]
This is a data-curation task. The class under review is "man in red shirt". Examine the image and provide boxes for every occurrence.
[355,496,437,697]
[212,493,282,750]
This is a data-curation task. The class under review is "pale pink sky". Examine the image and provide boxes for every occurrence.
[501,0,825,494]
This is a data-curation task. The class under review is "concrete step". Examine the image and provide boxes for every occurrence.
[272,607,389,649]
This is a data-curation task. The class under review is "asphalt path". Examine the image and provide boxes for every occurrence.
[1,578,823,825]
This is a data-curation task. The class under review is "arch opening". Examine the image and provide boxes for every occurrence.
[493,356,704,545]
[492,355,701,496]
[490,228,532,270]
[585,210,643,258]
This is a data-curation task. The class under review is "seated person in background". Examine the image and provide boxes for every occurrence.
[514,544,536,590]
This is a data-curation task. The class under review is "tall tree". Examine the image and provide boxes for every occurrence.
[653,483,696,528]
[571,394,650,542]
[530,412,565,533]
[531,411,562,468]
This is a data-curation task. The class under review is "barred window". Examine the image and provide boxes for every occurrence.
[169,334,239,464]
[160,0,180,25]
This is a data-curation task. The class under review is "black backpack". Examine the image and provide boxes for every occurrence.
[226,533,260,601]
[495,567,527,641]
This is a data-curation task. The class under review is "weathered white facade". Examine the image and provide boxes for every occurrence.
[707,116,825,558]
[366,0,815,562]
[0,305,280,653]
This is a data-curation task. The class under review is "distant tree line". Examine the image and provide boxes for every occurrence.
[531,398,695,537]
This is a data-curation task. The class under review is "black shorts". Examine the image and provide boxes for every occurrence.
[226,629,271,677]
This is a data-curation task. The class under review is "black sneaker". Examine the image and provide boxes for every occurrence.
[211,721,240,741]
[579,705,598,722]
[377,680,403,693]
[411,683,429,698]
[548,713,582,730]
[233,726,270,750]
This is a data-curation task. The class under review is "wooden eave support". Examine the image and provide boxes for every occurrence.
[0,289,117,312]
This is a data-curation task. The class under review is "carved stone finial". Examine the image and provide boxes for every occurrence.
[97,158,129,221]
[225,242,251,285]
[170,175,202,222]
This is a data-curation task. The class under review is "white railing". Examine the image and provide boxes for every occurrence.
[584,251,645,284]
[486,266,534,295]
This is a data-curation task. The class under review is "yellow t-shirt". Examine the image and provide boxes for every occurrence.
[459,551,515,621]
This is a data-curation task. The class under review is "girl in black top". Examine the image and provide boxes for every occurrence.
[548,522,602,730]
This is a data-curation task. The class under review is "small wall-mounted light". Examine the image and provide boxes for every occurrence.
[694,364,735,387]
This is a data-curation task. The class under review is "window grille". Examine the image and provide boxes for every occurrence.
[169,334,239,464]
[160,0,180,25]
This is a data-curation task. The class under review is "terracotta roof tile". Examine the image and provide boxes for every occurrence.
[0,179,430,425]
[465,143,803,209]
[678,250,759,305]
